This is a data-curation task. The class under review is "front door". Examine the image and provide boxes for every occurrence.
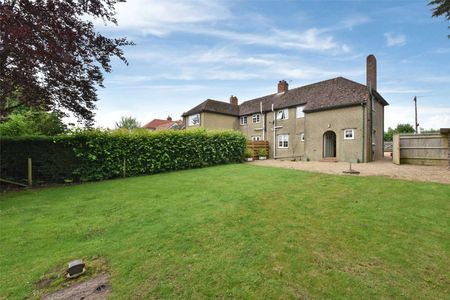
[323,131,336,158]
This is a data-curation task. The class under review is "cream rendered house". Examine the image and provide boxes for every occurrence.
[182,55,389,162]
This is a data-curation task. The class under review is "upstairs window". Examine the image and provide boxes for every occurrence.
[188,114,200,126]
[252,114,261,123]
[277,134,289,148]
[344,129,355,140]
[240,116,248,125]
[296,106,305,118]
[277,109,288,120]
[251,135,261,141]
[300,133,305,142]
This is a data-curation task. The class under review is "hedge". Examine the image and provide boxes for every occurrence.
[0,129,246,184]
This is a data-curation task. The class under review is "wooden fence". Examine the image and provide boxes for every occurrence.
[393,132,449,166]
[247,141,270,159]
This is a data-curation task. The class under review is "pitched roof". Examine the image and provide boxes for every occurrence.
[182,99,239,117]
[182,77,389,117]
[240,77,388,115]
[143,119,183,130]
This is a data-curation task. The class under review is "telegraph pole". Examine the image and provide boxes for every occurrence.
[413,96,419,134]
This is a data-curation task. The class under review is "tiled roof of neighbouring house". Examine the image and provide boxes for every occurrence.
[143,119,184,130]
[182,77,389,117]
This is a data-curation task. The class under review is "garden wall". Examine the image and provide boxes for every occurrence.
[0,129,246,185]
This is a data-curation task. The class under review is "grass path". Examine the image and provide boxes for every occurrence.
[1,164,449,299]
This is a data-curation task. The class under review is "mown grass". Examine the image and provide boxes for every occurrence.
[0,164,449,299]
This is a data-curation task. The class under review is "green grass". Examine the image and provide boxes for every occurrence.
[1,164,449,299]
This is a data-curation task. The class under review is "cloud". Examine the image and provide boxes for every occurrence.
[113,0,230,36]
[385,105,450,129]
[384,32,406,47]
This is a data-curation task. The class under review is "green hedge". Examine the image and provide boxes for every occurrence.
[0,129,246,184]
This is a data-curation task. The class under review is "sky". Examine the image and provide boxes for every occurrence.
[83,0,450,130]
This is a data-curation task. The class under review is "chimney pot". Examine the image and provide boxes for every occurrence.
[366,54,377,91]
[230,95,238,105]
[278,80,289,93]
[167,116,172,121]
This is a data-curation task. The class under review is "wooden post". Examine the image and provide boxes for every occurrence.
[27,158,32,187]
[392,134,400,165]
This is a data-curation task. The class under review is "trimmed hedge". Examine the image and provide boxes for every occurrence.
[0,129,246,184]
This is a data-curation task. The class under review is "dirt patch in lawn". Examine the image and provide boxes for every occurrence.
[34,256,110,299]
[251,158,450,184]
[41,274,110,300]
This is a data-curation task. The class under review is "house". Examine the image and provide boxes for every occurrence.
[143,116,184,131]
[182,55,389,162]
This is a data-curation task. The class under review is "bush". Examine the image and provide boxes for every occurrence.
[0,129,246,184]
[257,148,267,157]
[244,148,253,158]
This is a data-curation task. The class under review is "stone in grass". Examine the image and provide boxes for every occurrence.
[67,259,86,279]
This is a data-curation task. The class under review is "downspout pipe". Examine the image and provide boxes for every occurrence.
[260,101,264,141]
[361,102,366,163]
[272,103,276,159]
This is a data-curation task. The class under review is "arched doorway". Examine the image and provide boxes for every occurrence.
[323,131,336,158]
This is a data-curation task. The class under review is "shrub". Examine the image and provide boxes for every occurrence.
[257,148,267,157]
[244,148,253,158]
[0,129,246,184]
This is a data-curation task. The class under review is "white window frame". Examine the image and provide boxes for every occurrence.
[251,135,261,141]
[277,109,288,120]
[240,116,247,125]
[296,106,305,118]
[188,114,200,126]
[300,133,305,142]
[277,134,289,148]
[252,113,261,124]
[344,129,355,140]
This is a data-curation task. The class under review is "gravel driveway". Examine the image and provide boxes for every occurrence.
[251,158,450,184]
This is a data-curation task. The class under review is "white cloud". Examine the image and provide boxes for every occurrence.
[385,105,450,130]
[384,32,406,47]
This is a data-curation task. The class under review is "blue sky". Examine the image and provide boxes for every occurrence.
[86,0,450,130]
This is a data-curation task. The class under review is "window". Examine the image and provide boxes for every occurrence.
[240,116,247,125]
[372,129,376,145]
[251,135,261,141]
[296,106,305,118]
[252,114,261,123]
[277,134,289,148]
[277,109,288,120]
[188,114,200,126]
[344,129,355,140]
[300,133,305,142]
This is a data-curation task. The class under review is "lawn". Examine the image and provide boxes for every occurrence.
[0,164,449,299]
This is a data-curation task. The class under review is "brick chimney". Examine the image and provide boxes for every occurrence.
[167,116,172,121]
[278,80,288,93]
[366,54,377,91]
[230,95,238,105]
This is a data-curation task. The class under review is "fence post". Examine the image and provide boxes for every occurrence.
[392,134,400,165]
[27,158,33,187]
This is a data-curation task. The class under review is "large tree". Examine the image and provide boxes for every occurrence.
[115,116,140,130]
[430,0,450,38]
[0,0,133,125]
[384,123,415,141]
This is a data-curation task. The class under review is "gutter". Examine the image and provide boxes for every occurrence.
[361,102,365,163]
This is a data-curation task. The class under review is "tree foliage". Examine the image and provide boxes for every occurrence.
[0,109,67,136]
[115,116,141,130]
[429,0,450,38]
[384,123,415,141]
[0,0,133,125]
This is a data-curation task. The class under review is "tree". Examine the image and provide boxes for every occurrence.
[0,0,133,125]
[429,0,450,38]
[115,116,140,130]
[0,109,67,136]
[384,123,415,141]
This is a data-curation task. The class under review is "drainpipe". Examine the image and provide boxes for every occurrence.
[272,103,276,159]
[361,103,365,163]
[261,101,265,141]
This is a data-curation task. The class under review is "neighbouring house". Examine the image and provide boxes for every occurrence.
[182,55,389,162]
[143,116,184,131]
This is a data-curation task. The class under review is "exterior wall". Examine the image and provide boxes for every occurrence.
[239,113,266,141]
[305,105,364,162]
[369,99,384,161]
[184,112,237,130]
[264,107,306,159]
[201,112,238,130]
